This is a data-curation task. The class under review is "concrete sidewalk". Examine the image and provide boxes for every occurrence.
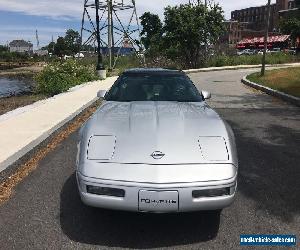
[0,77,117,172]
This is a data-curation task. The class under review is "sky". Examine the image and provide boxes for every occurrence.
[0,0,276,48]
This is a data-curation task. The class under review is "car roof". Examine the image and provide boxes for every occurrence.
[122,68,185,76]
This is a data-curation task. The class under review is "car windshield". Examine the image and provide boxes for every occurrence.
[105,73,203,102]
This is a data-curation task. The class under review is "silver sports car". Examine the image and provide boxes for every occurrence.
[76,68,238,213]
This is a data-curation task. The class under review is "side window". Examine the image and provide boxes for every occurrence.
[172,83,186,97]
[110,87,119,98]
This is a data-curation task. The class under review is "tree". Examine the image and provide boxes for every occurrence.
[163,3,224,68]
[54,37,68,57]
[0,45,8,53]
[42,42,56,54]
[280,18,300,45]
[49,29,81,56]
[140,12,163,50]
[64,29,81,54]
[48,42,56,54]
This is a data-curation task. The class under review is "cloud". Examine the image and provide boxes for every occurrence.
[0,24,66,47]
[0,25,65,33]
[0,0,276,20]
[0,0,82,20]
[0,0,277,45]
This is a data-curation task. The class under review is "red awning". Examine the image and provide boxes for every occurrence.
[238,35,290,45]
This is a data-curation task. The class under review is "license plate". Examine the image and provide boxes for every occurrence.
[138,190,179,212]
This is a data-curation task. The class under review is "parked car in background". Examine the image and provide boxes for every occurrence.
[258,49,272,55]
[237,49,255,56]
[284,48,297,55]
[269,48,282,54]
[237,50,244,56]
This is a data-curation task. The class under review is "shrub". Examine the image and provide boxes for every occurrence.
[0,51,30,62]
[35,59,99,96]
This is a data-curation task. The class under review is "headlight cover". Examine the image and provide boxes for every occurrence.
[198,137,229,161]
[87,135,116,160]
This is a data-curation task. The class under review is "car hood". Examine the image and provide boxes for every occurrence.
[80,101,235,165]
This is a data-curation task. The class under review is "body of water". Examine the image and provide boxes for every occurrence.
[0,77,32,98]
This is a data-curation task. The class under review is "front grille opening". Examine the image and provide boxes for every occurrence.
[192,187,231,198]
[87,185,125,197]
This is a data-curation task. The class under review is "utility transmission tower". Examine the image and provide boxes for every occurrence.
[81,0,144,71]
[188,0,207,6]
[36,30,40,49]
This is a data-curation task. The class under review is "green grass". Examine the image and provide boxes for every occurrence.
[247,67,300,97]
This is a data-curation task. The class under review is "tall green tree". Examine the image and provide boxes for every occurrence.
[0,45,8,52]
[64,29,81,54]
[50,29,81,56]
[43,42,56,54]
[163,3,224,68]
[280,18,300,45]
[54,37,68,57]
[140,12,163,50]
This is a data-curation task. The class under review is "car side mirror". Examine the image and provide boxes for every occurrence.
[202,91,211,100]
[97,90,106,98]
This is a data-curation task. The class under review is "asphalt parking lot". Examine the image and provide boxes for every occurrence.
[0,69,299,249]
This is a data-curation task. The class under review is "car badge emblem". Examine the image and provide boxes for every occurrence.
[151,151,165,160]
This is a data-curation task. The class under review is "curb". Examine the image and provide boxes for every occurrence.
[0,77,117,174]
[242,76,300,107]
[0,100,99,183]
[184,62,300,74]
[0,96,98,173]
[0,80,100,123]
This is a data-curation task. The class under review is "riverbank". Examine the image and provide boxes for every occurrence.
[0,65,45,115]
[0,65,43,77]
[0,64,44,94]
[0,75,36,95]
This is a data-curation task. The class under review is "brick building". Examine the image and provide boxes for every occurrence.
[231,0,297,32]
[219,20,250,46]
[278,0,300,19]
[231,4,277,32]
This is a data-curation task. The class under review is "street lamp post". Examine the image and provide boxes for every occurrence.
[261,0,272,76]
[95,0,106,79]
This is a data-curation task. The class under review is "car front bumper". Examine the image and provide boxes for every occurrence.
[76,172,237,212]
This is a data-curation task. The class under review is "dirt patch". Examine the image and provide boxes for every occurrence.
[0,101,100,204]
[0,65,43,76]
[0,95,46,116]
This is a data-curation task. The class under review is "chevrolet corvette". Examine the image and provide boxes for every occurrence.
[76,68,238,213]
